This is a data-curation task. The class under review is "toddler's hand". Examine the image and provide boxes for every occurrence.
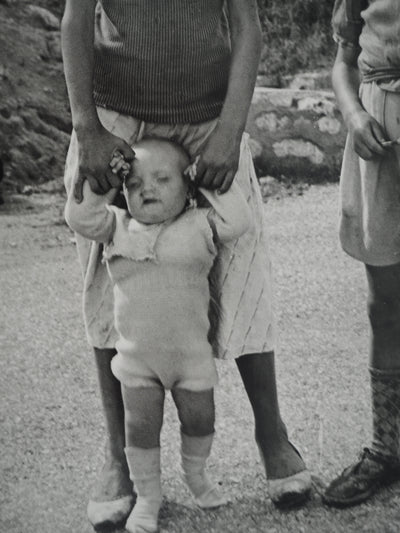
[347,109,389,160]
[109,150,131,179]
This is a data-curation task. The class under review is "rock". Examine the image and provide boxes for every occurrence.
[282,70,332,90]
[0,9,69,189]
[259,176,281,199]
[318,116,342,135]
[296,95,336,116]
[256,74,281,88]
[21,185,34,195]
[273,139,325,165]
[26,5,60,31]
[46,32,62,62]
[246,87,346,182]
[255,112,291,132]
[253,89,294,108]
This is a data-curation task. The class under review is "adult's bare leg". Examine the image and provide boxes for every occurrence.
[236,351,311,506]
[87,347,134,530]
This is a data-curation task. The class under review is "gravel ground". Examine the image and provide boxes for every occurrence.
[1,184,400,533]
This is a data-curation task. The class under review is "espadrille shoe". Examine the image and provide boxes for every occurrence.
[269,469,312,508]
[87,494,135,530]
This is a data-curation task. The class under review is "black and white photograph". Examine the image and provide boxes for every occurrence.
[2,1,400,532]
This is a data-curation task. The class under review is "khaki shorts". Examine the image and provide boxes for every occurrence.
[340,82,400,266]
[64,107,276,359]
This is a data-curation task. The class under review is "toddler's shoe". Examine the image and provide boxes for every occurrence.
[322,448,400,507]
[268,469,312,508]
[124,498,160,533]
[194,484,229,509]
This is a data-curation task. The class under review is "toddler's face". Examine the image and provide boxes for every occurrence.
[123,141,189,224]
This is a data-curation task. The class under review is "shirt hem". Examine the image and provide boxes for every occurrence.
[94,95,224,125]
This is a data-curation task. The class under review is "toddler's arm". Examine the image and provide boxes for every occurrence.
[199,182,252,243]
[65,175,119,243]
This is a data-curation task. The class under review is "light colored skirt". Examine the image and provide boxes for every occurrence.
[64,108,276,359]
[340,82,400,266]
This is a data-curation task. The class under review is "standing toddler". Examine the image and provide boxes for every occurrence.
[65,138,251,532]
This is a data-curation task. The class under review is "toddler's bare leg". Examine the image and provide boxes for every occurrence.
[172,388,228,508]
[121,385,165,448]
[87,348,133,530]
[172,388,215,437]
[122,385,165,533]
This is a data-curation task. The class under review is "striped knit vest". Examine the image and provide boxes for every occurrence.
[93,1,231,124]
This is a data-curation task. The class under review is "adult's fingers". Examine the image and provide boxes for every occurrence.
[354,139,373,161]
[109,152,125,169]
[86,173,109,194]
[218,170,236,194]
[354,124,381,160]
[370,122,389,155]
[105,168,122,188]
[73,175,85,203]
[193,158,207,183]
[209,169,226,191]
[109,157,126,175]
[118,144,136,162]
[200,167,219,189]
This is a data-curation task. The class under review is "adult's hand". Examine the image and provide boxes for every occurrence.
[74,125,135,202]
[347,109,388,161]
[193,124,241,194]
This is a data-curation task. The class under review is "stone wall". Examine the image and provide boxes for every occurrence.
[247,88,346,182]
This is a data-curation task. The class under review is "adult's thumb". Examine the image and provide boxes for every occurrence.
[119,144,135,163]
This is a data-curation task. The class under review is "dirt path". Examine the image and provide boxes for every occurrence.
[1,185,400,533]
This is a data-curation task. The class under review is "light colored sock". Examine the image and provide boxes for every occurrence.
[370,367,400,462]
[124,447,162,533]
[181,432,228,508]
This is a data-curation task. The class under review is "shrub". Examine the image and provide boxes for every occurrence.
[257,0,336,79]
